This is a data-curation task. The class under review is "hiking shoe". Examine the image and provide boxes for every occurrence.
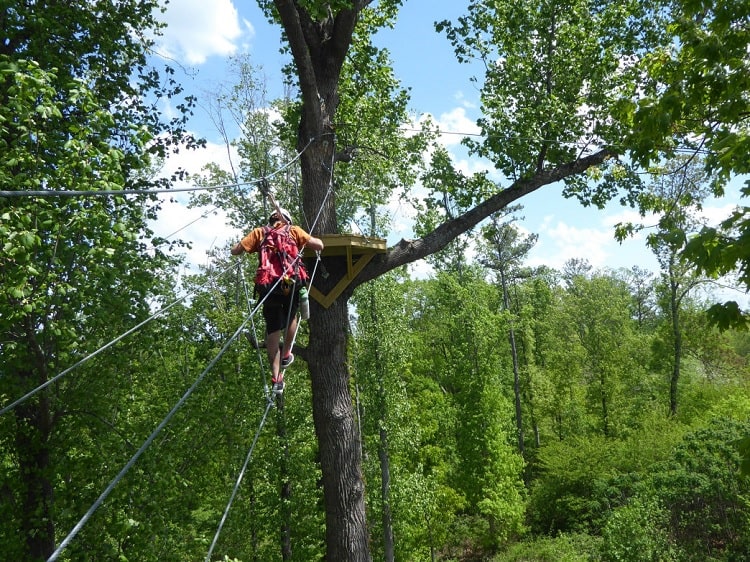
[271,377,285,395]
[281,353,294,369]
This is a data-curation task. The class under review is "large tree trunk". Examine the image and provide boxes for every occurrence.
[273,1,372,556]
[272,2,613,558]
[308,297,370,561]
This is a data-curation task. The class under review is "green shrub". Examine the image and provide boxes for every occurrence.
[493,532,603,562]
[602,498,676,561]
[645,417,750,561]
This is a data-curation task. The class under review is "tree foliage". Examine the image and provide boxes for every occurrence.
[0,0,200,558]
[3,0,750,560]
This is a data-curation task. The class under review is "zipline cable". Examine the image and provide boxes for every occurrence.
[0,181,250,198]
[21,132,335,558]
[1,131,324,411]
[0,137,321,199]
[199,141,332,557]
[47,309,259,562]
[0,260,238,416]
[256,143,331,370]
[206,241,311,556]
[204,398,274,562]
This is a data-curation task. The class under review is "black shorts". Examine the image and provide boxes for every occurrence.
[262,291,299,334]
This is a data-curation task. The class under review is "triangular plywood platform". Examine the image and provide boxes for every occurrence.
[308,234,386,308]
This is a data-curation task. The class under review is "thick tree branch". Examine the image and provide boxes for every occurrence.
[274,0,322,129]
[352,149,614,289]
[328,1,372,67]
[274,0,374,139]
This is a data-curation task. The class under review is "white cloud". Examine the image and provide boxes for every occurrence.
[454,90,477,110]
[434,106,481,147]
[415,106,481,150]
[520,210,663,273]
[699,202,738,226]
[156,199,233,271]
[409,259,434,279]
[158,0,244,65]
[158,136,239,182]
[529,218,612,269]
[150,137,243,271]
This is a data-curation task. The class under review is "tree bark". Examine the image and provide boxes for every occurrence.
[354,149,613,289]
[308,296,370,561]
[273,2,373,558]
[273,2,613,559]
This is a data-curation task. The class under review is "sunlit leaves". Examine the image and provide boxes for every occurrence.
[0,1,200,557]
[438,0,663,180]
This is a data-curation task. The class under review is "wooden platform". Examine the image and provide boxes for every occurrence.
[307,234,386,308]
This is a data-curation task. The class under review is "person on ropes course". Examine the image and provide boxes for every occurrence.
[231,207,324,394]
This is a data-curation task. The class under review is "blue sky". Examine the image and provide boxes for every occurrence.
[150,0,744,290]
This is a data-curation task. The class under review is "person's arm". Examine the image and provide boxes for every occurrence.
[306,235,325,252]
[231,227,262,255]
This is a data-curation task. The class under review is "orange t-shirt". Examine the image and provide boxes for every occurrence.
[239,223,312,254]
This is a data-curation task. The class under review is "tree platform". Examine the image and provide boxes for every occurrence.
[307,234,386,308]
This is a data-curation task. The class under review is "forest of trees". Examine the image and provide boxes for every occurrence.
[2,0,750,561]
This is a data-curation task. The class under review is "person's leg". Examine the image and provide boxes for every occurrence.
[281,314,298,362]
[280,290,299,366]
[262,298,284,384]
[265,329,282,381]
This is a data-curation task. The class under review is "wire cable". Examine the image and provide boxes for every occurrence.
[203,153,329,557]
[1,137,321,199]
[0,182,250,198]
[205,258,313,558]
[204,398,274,562]
[47,310,258,562]
[0,261,237,416]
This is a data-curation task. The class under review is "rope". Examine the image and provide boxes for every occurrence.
[204,243,318,558]
[257,130,330,360]
[0,135,324,413]
[0,261,238,416]
[0,137,321,199]
[238,263,272,397]
[0,181,252,199]
[204,398,274,562]
[265,137,317,182]
[47,311,258,562]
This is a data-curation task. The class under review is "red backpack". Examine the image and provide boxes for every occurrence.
[254,224,309,296]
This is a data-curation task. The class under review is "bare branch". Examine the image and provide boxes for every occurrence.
[352,149,614,289]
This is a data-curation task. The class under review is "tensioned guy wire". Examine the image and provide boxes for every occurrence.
[0,261,238,416]
[29,133,336,560]
[0,136,321,198]
[47,311,258,562]
[205,399,274,561]
[203,182,330,551]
